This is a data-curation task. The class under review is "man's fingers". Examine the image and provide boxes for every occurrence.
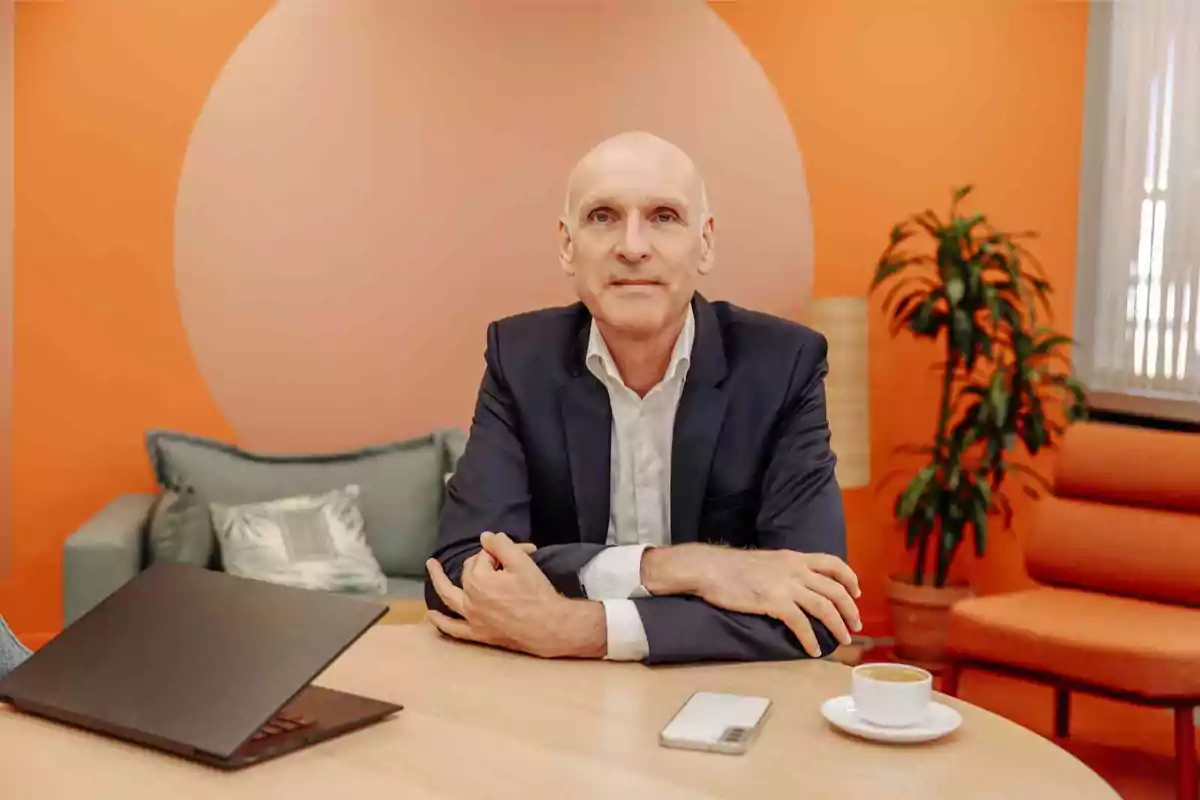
[480,531,537,572]
[771,601,822,658]
[425,558,467,616]
[807,572,862,634]
[429,611,515,653]
[479,542,536,569]
[464,550,498,580]
[809,554,861,599]
[461,552,492,596]
[795,587,852,647]
[428,610,485,643]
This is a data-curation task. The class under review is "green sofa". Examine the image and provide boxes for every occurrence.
[61,428,467,627]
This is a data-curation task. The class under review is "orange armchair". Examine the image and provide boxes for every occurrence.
[943,421,1200,800]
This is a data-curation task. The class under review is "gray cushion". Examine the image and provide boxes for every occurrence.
[383,577,426,600]
[145,430,449,577]
[211,485,388,595]
[442,427,468,473]
[146,489,216,568]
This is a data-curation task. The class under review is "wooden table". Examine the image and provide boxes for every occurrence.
[0,624,1119,799]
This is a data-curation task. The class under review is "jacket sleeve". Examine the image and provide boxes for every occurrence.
[632,333,849,664]
[425,321,606,615]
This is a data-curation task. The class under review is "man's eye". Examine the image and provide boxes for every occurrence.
[589,210,615,223]
[653,210,679,223]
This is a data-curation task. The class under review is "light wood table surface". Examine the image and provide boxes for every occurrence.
[0,624,1118,799]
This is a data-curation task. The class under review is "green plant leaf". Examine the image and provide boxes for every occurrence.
[905,514,931,551]
[946,276,965,306]
[1012,242,1049,279]
[956,213,985,239]
[913,209,945,234]
[880,278,935,315]
[909,296,945,337]
[1023,406,1047,453]
[870,257,909,289]
[1032,333,1074,355]
[889,290,933,336]
[970,486,989,557]
[897,465,936,520]
[889,223,913,246]
[988,371,1008,426]
[951,308,972,354]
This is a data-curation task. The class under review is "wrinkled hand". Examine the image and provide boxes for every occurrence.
[426,532,605,659]
[642,545,861,658]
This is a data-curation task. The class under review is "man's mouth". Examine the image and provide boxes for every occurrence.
[611,279,661,287]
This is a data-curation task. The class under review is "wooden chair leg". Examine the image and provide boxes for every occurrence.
[1054,687,1070,739]
[941,660,961,697]
[1176,706,1197,800]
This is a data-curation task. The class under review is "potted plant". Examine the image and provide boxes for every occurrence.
[870,186,1088,668]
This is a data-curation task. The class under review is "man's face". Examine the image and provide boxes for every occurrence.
[559,142,714,338]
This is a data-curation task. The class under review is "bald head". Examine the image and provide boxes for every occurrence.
[556,131,716,342]
[563,131,709,226]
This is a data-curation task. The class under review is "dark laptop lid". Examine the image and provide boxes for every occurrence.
[0,562,387,758]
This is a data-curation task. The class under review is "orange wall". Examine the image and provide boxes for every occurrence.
[4,1,269,638]
[2,0,1090,640]
[1,0,12,581]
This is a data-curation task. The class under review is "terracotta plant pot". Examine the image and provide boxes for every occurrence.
[886,576,974,670]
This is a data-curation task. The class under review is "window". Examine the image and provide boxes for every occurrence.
[1075,0,1200,423]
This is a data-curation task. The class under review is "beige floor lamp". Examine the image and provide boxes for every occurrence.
[801,296,874,661]
[801,297,871,491]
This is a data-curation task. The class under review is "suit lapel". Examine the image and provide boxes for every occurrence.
[561,311,612,546]
[671,295,729,544]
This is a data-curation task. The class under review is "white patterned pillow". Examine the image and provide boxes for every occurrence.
[210,485,387,595]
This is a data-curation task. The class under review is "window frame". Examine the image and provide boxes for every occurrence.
[1074,1,1200,426]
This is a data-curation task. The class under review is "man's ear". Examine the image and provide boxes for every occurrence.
[697,215,716,275]
[558,217,576,276]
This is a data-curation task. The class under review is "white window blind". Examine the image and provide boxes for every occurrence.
[1077,0,1200,420]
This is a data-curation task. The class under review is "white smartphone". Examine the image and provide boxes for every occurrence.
[658,691,772,755]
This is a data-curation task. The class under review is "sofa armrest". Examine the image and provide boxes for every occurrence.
[62,493,157,627]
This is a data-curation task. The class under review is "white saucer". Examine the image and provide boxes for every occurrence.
[821,695,962,743]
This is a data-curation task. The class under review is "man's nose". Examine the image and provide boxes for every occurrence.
[615,217,651,262]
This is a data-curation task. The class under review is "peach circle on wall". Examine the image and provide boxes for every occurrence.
[174,0,813,453]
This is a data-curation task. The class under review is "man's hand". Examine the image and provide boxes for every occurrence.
[426,532,607,659]
[640,545,861,658]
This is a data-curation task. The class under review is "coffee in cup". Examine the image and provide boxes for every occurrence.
[851,662,932,727]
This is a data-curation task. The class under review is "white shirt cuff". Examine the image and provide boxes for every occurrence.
[578,544,651,600]
[600,599,650,662]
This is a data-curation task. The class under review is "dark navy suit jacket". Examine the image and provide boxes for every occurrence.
[426,293,848,664]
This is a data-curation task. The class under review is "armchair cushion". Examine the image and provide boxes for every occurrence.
[948,587,1200,699]
[146,430,449,578]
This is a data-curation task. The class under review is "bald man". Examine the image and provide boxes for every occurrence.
[425,132,859,664]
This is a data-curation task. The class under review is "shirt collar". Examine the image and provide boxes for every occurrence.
[586,304,695,388]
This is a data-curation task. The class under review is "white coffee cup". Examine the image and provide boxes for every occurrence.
[851,662,933,727]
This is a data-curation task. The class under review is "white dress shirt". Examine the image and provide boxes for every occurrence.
[577,307,695,661]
